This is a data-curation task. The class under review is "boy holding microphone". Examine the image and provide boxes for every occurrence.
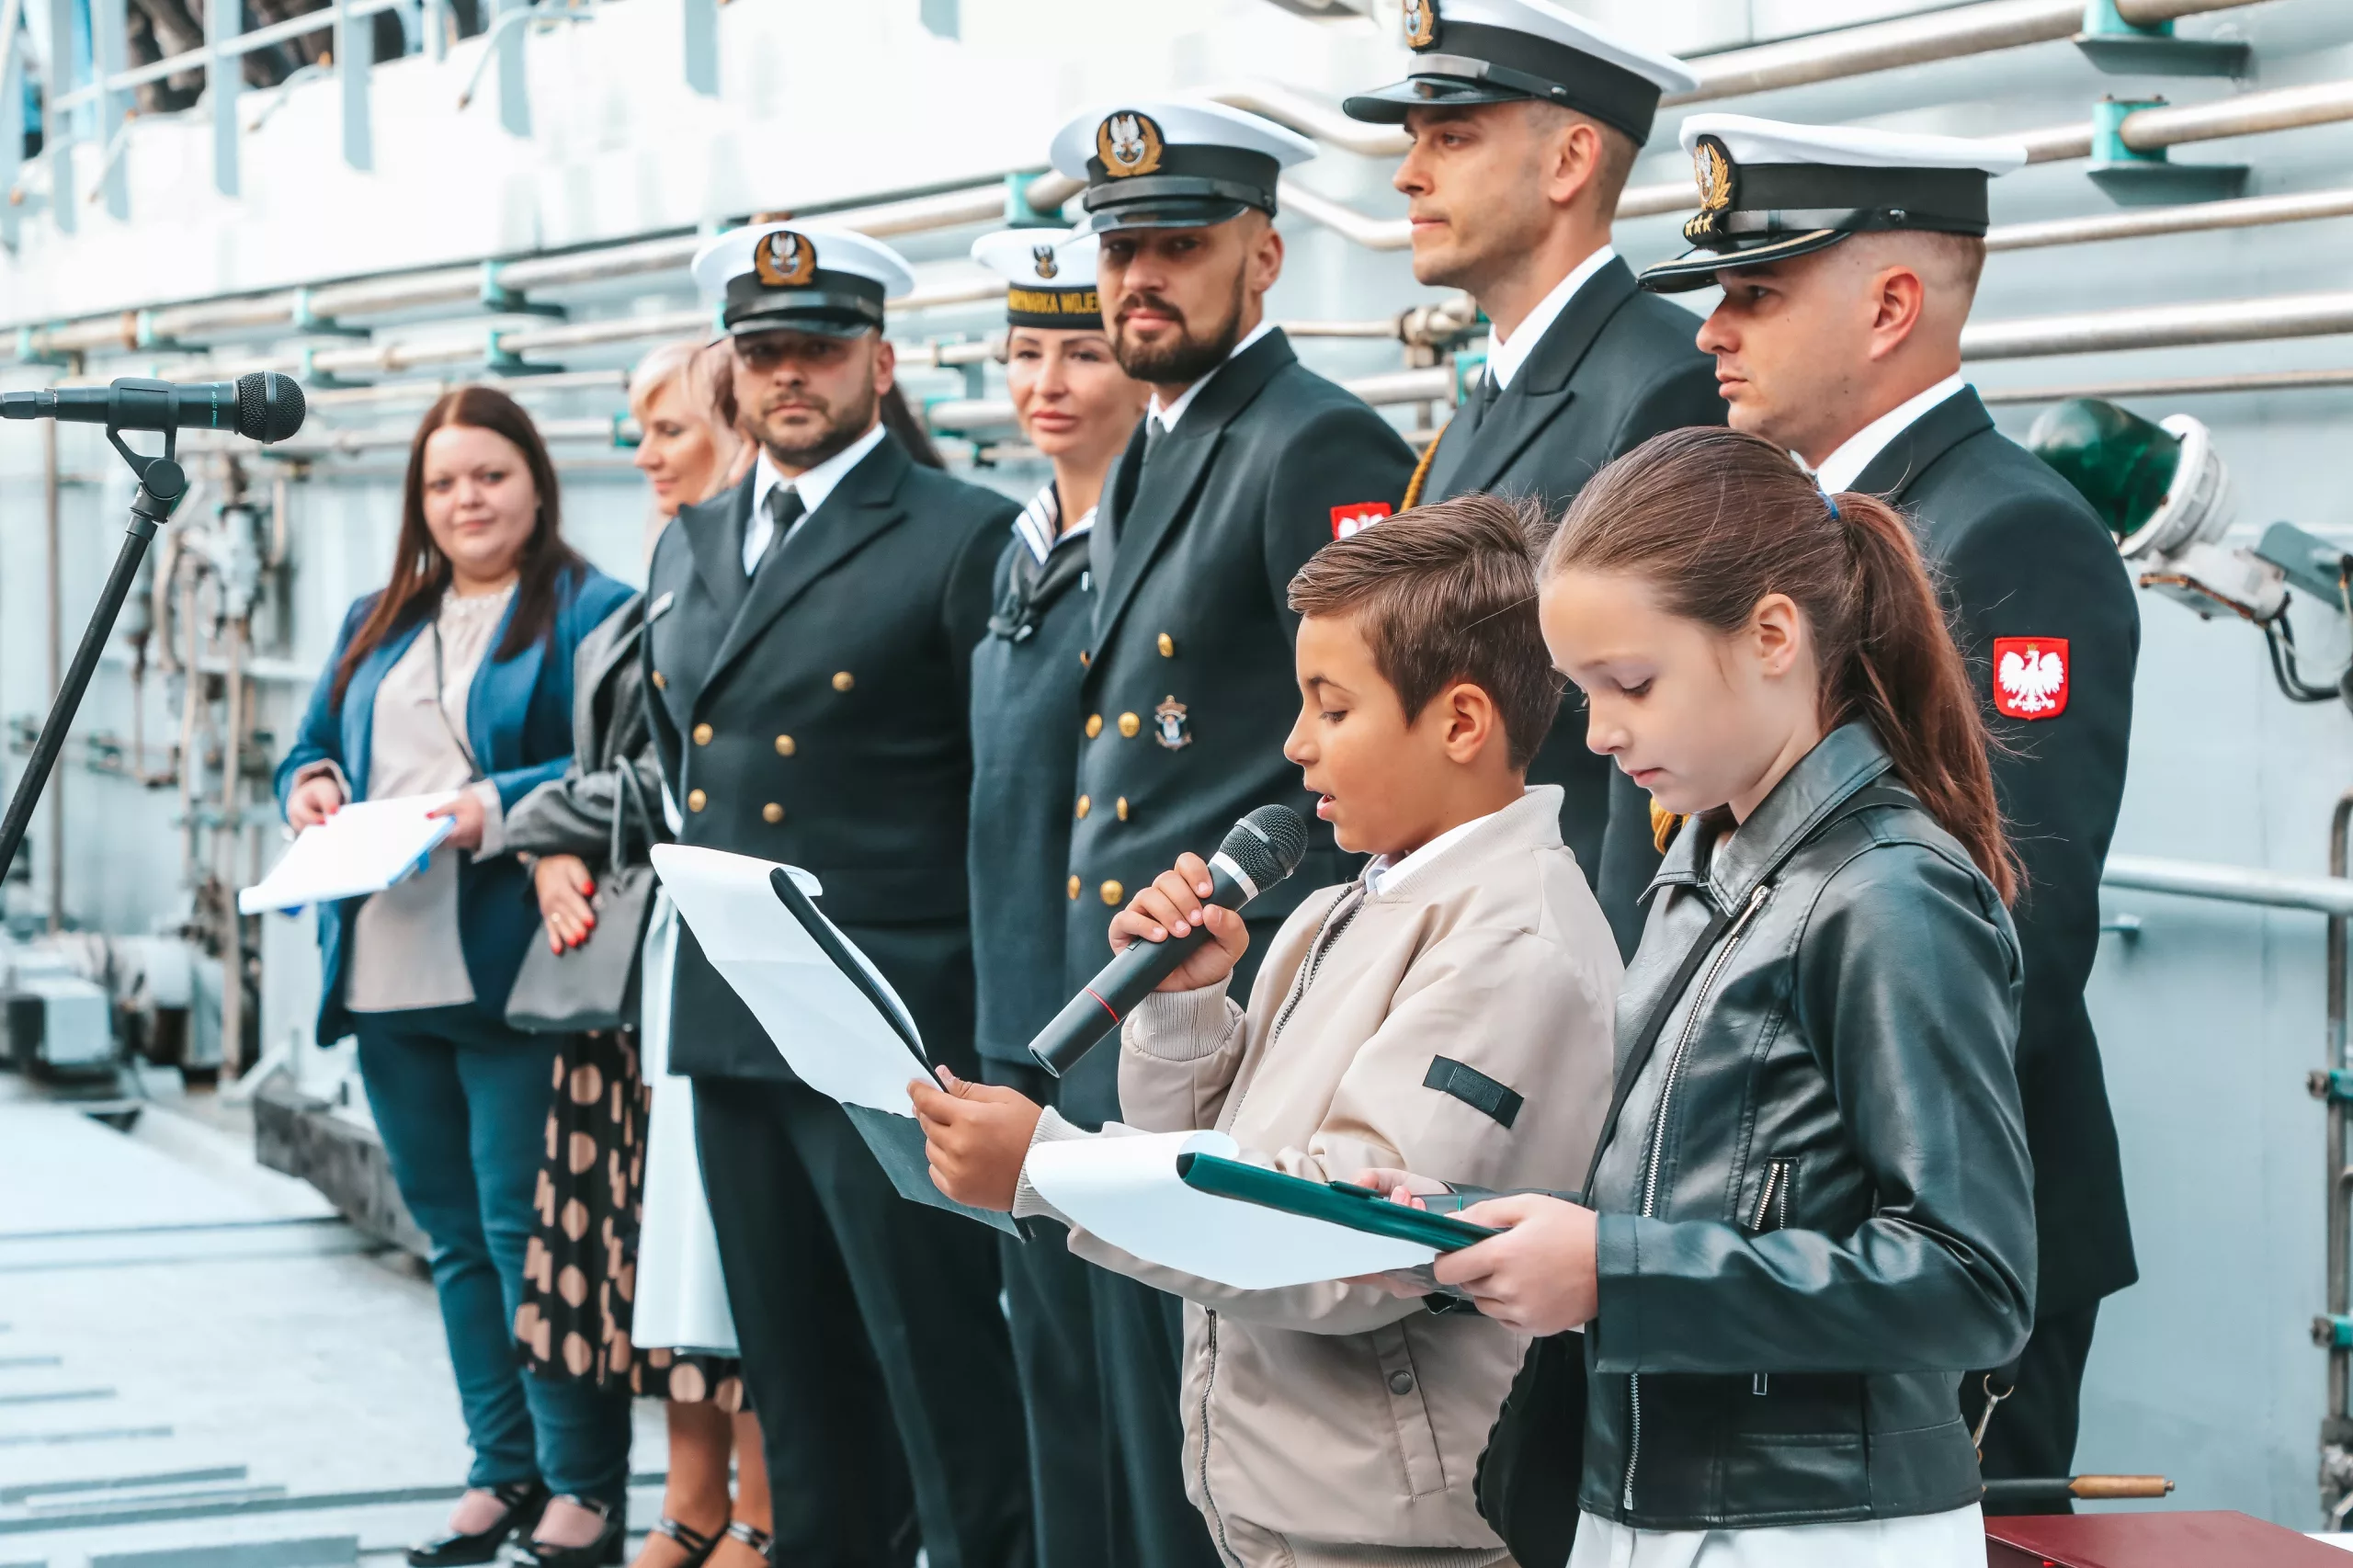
[914,495,1621,1568]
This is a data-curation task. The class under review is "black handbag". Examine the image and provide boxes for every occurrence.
[505,767,660,1034]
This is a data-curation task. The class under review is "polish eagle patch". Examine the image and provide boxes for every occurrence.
[1331,502,1392,540]
[1993,637,2069,720]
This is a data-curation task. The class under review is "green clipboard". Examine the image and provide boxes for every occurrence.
[1175,1152,1497,1252]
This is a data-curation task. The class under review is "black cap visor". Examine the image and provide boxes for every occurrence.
[722,270,887,337]
[1075,196,1257,235]
[1342,73,1529,124]
[1638,229,1851,293]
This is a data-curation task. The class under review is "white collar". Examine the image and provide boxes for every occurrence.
[1014,485,1096,565]
[1485,245,1617,392]
[745,423,888,574]
[1363,800,1510,897]
[1809,374,1968,496]
[1148,318,1279,435]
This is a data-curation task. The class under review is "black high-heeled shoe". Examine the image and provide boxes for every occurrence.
[407,1480,549,1568]
[641,1516,721,1568]
[507,1495,627,1568]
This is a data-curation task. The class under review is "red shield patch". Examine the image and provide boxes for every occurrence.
[1992,637,2069,721]
[1331,502,1392,540]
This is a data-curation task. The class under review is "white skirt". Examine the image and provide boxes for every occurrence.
[631,892,740,1356]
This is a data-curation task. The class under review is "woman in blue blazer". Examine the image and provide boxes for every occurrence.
[276,387,636,1568]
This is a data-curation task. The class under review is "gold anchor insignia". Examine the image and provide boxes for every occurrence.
[1683,137,1737,244]
[1403,0,1437,50]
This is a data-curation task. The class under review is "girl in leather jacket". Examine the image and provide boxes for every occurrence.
[1375,427,2036,1565]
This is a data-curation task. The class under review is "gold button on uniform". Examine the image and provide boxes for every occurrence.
[832,671,855,692]
[651,670,667,689]
[1116,797,1130,821]
[1100,881,1124,905]
[686,789,707,812]
[691,723,713,745]
[762,802,784,824]
[774,734,796,756]
[1075,795,1091,820]
[1157,633,1175,658]
[1118,712,1141,738]
[1067,875,1082,900]
[1086,714,1104,739]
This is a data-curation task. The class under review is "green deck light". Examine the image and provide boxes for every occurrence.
[2028,397,2183,542]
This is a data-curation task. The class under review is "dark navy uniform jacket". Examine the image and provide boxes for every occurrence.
[968,493,1102,1096]
[1413,256,1723,956]
[1063,327,1415,1121]
[643,435,1010,1081]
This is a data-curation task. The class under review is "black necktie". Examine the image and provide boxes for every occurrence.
[1142,415,1168,465]
[756,484,805,574]
[1460,370,1499,437]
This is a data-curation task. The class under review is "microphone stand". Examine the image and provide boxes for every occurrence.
[0,426,190,884]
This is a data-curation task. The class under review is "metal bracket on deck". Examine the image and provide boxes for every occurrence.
[2315,1314,2353,1349]
[1005,171,1062,228]
[483,329,563,377]
[14,326,74,369]
[2305,1070,2353,1105]
[2074,0,2249,77]
[290,288,372,339]
[2087,97,2248,207]
[480,261,567,320]
[1451,350,1489,407]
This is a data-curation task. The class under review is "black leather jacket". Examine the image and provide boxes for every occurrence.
[1580,722,2035,1529]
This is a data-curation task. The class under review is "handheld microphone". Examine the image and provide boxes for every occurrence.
[1029,803,1310,1078]
[1,373,307,444]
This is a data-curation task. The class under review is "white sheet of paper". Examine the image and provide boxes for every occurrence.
[650,844,926,1114]
[1028,1129,1439,1290]
[237,792,460,915]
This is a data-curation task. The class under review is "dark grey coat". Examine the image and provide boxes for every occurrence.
[1415,256,1724,956]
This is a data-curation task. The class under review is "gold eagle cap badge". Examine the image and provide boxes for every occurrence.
[1403,0,1437,49]
[1683,136,1737,244]
[753,229,819,289]
[1097,111,1166,179]
[1031,244,1060,280]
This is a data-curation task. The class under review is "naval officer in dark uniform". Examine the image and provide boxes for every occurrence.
[1043,97,1417,1567]
[1639,116,2141,1506]
[648,221,1029,1567]
[1343,0,1722,955]
[963,226,1148,1568]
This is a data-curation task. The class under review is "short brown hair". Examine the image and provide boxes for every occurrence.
[1288,494,1561,769]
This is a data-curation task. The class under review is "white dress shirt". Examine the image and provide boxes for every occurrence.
[1147,317,1279,437]
[1809,373,1968,496]
[1360,796,1516,897]
[1485,244,1618,392]
[742,421,890,575]
[1567,1503,1984,1568]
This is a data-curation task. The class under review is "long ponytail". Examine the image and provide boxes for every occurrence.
[1542,426,2018,904]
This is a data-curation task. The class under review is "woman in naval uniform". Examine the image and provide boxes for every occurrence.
[963,227,1148,1568]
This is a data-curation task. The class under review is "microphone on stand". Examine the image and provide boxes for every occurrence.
[1,373,307,443]
[1029,803,1311,1078]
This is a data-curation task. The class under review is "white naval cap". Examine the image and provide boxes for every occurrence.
[969,229,1105,329]
[1048,100,1316,235]
[1346,0,1698,143]
[1640,114,2029,293]
[689,222,917,337]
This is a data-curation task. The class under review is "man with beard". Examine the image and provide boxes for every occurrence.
[1637,116,2140,1510]
[645,222,1030,1568]
[1342,0,1720,956]
[1039,98,1415,1568]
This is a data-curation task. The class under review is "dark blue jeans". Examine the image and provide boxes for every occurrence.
[355,1005,632,1505]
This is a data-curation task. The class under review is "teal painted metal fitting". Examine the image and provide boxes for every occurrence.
[296,347,355,389]
[2086,96,2247,205]
[132,310,181,351]
[2075,0,2247,76]
[290,287,369,339]
[611,413,641,449]
[1005,171,1063,229]
[484,328,562,377]
[2309,1069,2353,1104]
[2314,1314,2353,1349]
[2093,97,2164,166]
[480,260,566,320]
[1451,350,1489,406]
[15,325,73,368]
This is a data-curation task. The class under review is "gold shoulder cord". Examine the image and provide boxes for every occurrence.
[1650,801,1684,854]
[1401,416,1448,511]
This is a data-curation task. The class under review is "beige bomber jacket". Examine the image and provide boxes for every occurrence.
[1018,786,1621,1566]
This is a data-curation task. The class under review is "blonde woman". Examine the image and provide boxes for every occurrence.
[506,343,771,1568]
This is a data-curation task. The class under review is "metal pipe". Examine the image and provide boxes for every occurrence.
[1980,367,2353,405]
[41,418,60,933]
[1962,289,2353,361]
[1987,187,2353,253]
[2101,854,2353,918]
[2125,79,2353,153]
[1664,0,2247,108]
[2327,795,2353,1458]
[219,614,247,1078]
[1210,81,1407,157]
